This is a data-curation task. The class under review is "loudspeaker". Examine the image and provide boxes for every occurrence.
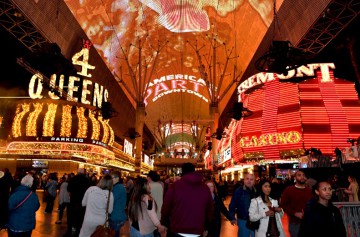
[101,102,112,119]
[215,128,224,140]
[231,102,243,121]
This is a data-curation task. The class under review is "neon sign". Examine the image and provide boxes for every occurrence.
[240,131,302,148]
[237,63,335,101]
[144,74,208,105]
[28,43,109,108]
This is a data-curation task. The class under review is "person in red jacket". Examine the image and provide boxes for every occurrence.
[161,163,214,237]
[280,170,312,237]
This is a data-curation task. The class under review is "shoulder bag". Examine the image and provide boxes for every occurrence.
[15,191,33,209]
[246,199,260,231]
[91,190,115,237]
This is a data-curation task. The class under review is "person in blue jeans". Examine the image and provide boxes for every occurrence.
[229,173,256,237]
[109,171,127,237]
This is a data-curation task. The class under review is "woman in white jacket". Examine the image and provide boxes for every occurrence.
[249,180,285,237]
[79,174,114,237]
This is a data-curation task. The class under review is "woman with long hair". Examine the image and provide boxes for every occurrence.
[298,180,346,237]
[204,180,233,237]
[79,174,114,237]
[128,177,167,237]
[249,179,285,237]
[344,175,359,201]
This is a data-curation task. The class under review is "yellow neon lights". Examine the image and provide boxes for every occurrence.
[72,47,95,77]
[43,103,58,137]
[76,107,88,138]
[28,73,44,99]
[26,103,43,136]
[98,117,109,143]
[60,105,72,137]
[89,111,100,140]
[12,103,30,137]
[108,123,114,146]
[240,131,302,148]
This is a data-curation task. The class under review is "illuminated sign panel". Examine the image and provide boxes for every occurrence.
[124,139,133,156]
[144,75,208,105]
[28,46,109,108]
[240,131,302,148]
[223,148,231,162]
[32,160,48,168]
[237,63,335,101]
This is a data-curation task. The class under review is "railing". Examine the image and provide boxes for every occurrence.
[342,146,360,164]
[299,155,335,168]
[334,202,360,237]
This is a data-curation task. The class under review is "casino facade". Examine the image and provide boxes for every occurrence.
[206,63,360,178]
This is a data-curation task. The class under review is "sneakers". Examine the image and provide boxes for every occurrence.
[55,220,62,224]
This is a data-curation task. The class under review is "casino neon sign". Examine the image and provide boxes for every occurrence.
[240,131,302,148]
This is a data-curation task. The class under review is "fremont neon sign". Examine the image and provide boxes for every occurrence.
[237,63,335,101]
[240,131,302,148]
[144,74,208,105]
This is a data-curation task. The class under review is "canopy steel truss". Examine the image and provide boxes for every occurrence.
[297,0,360,54]
[0,0,47,52]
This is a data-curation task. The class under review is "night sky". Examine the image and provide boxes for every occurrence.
[0,26,32,97]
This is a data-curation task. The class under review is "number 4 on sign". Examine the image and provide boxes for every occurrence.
[72,47,95,78]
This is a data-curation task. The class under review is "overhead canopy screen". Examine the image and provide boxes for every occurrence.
[64,0,283,129]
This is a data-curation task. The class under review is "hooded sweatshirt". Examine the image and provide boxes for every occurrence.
[161,171,214,235]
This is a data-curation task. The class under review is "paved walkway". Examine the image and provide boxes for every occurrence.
[0,190,290,237]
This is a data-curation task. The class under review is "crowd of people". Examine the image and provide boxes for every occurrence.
[0,165,358,237]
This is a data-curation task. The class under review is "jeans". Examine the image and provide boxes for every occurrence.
[130,226,154,237]
[7,230,32,237]
[58,203,69,221]
[289,222,300,237]
[237,219,254,237]
[109,220,125,237]
[45,195,55,213]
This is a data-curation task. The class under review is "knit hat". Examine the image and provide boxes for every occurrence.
[21,174,34,187]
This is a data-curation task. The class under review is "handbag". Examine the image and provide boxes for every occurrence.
[246,199,260,231]
[91,190,115,237]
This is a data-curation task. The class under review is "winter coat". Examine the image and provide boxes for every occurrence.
[79,186,114,237]
[249,196,285,237]
[161,171,214,235]
[7,185,40,231]
[229,185,256,220]
[110,182,127,222]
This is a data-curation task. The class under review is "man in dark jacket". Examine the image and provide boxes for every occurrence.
[161,162,214,236]
[64,168,89,237]
[229,173,256,237]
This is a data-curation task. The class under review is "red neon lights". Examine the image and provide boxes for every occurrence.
[227,64,360,165]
